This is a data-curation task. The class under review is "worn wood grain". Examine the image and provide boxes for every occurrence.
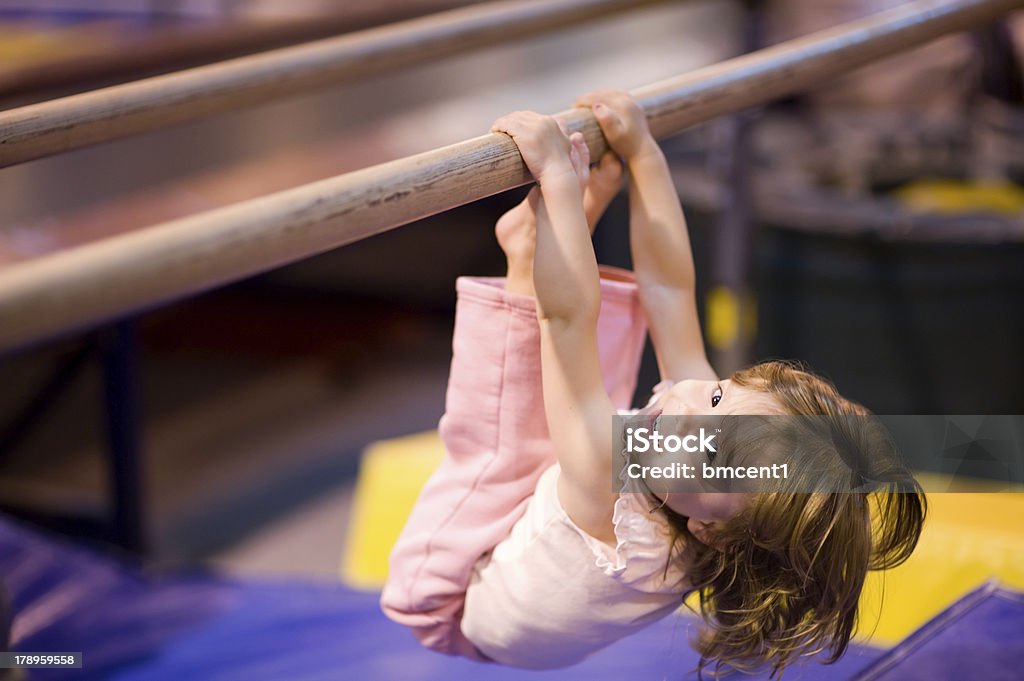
[0,0,1020,352]
[0,0,664,168]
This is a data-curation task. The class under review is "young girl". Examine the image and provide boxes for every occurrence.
[381,91,925,677]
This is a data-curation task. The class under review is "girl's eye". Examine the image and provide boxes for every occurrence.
[711,386,723,408]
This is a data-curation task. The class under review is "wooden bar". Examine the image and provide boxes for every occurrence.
[0,0,664,168]
[0,0,1020,352]
[0,1,480,101]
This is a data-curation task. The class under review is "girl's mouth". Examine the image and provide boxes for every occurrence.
[632,404,662,432]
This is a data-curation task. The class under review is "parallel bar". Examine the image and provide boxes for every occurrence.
[0,0,664,168]
[0,1,478,100]
[0,0,1019,353]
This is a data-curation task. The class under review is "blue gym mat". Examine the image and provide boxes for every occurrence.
[854,582,1024,681]
[0,517,1018,680]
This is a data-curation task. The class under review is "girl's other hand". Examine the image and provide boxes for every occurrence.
[576,90,655,161]
[492,111,588,188]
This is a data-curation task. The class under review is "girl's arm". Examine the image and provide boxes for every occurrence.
[491,112,618,543]
[578,91,717,382]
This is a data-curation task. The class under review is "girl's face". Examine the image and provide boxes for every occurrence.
[652,379,779,546]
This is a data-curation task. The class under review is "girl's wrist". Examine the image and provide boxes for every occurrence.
[625,137,664,167]
[536,161,579,189]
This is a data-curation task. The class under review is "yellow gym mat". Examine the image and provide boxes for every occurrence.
[342,431,445,590]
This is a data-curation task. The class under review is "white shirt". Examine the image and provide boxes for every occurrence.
[461,463,689,669]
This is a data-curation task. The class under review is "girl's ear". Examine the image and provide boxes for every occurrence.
[688,518,729,551]
[688,518,737,548]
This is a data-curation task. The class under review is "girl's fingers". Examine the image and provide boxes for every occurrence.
[490,115,514,135]
[591,102,622,134]
[569,132,590,170]
[492,118,527,137]
[491,110,538,135]
[567,136,589,190]
[575,89,618,108]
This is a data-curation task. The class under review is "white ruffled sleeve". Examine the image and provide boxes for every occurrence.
[572,382,688,589]
[567,486,686,592]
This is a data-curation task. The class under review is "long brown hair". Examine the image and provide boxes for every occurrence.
[661,360,926,678]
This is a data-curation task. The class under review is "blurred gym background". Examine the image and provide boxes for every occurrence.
[0,0,1021,591]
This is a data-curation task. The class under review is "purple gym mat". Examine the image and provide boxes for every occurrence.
[855,582,1024,681]
[14,515,1021,680]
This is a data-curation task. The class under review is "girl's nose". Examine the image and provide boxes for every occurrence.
[662,389,697,416]
[672,379,708,409]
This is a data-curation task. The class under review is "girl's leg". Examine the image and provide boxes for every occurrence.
[381,269,646,659]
